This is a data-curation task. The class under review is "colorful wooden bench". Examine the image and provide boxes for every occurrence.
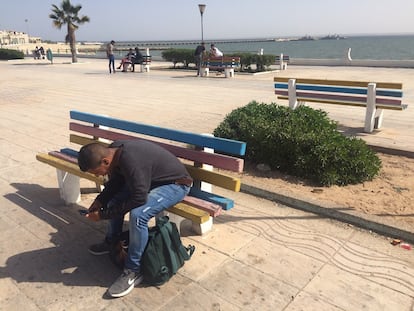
[275,54,290,70]
[201,56,241,78]
[36,110,246,235]
[274,77,407,133]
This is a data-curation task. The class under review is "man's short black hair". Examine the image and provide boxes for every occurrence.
[78,143,108,172]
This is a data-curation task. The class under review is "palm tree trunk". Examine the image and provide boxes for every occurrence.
[67,24,77,63]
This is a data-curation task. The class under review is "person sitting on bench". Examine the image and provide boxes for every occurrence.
[117,48,135,71]
[131,47,144,72]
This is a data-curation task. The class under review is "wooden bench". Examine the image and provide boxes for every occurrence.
[274,77,407,133]
[201,56,241,78]
[36,110,246,235]
[124,55,152,72]
[275,54,289,70]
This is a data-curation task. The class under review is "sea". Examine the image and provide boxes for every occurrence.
[111,35,414,60]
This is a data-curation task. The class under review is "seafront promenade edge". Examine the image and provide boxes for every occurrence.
[0,58,413,310]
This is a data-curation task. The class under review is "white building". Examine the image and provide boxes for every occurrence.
[0,30,41,46]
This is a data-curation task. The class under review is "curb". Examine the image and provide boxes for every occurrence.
[240,183,414,244]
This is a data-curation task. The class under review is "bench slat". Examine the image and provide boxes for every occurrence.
[167,203,210,224]
[61,139,241,192]
[189,187,234,210]
[276,95,405,110]
[275,82,403,97]
[182,196,222,217]
[70,111,246,156]
[36,153,104,184]
[40,152,220,221]
[69,123,244,172]
[276,91,404,110]
[274,77,403,89]
[185,165,241,192]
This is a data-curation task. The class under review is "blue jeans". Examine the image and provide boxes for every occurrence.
[105,184,190,272]
[108,54,115,73]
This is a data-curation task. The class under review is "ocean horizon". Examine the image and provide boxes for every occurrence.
[109,34,414,61]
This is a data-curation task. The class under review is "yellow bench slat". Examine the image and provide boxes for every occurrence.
[36,153,104,184]
[185,165,241,192]
[167,202,210,224]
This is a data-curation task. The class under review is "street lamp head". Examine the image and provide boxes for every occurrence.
[198,4,206,15]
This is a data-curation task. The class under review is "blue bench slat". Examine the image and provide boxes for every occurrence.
[70,111,246,156]
[274,83,288,89]
[376,89,403,97]
[275,83,402,98]
[189,187,234,210]
[61,148,78,157]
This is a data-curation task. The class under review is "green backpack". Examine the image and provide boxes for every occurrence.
[110,216,195,286]
[141,216,195,286]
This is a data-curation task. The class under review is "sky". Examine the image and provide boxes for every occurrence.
[1,0,414,42]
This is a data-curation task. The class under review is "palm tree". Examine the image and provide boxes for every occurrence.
[49,0,90,63]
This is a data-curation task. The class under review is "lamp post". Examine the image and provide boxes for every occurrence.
[198,4,206,42]
[25,19,29,43]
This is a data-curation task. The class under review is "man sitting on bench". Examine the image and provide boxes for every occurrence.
[131,47,144,72]
[78,140,192,298]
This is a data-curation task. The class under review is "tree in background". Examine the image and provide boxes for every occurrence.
[49,0,90,63]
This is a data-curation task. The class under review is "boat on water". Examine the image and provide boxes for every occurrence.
[293,35,316,41]
[320,34,346,40]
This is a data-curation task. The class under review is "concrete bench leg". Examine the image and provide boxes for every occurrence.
[202,67,209,77]
[140,64,150,72]
[224,68,234,78]
[160,211,213,235]
[374,108,384,129]
[364,83,378,133]
[56,169,81,204]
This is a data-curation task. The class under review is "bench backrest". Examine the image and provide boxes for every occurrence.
[67,111,246,209]
[275,55,290,63]
[274,77,405,110]
[142,55,151,65]
[202,56,241,68]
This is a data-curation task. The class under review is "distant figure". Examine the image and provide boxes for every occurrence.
[39,46,45,59]
[106,40,116,74]
[209,44,223,57]
[117,48,135,72]
[131,47,144,72]
[34,46,41,59]
[194,42,205,76]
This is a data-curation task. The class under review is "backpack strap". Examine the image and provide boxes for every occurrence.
[157,217,195,265]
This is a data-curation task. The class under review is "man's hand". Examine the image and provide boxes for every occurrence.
[88,199,102,212]
[86,200,102,221]
[86,210,101,221]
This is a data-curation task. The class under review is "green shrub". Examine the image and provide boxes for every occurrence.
[227,53,274,72]
[161,49,274,72]
[0,48,24,60]
[162,49,195,68]
[213,101,381,186]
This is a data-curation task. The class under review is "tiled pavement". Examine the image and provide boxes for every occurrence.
[0,57,413,310]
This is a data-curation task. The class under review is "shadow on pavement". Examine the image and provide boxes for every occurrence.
[1,183,120,288]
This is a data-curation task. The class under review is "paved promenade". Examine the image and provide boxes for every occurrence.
[0,57,413,310]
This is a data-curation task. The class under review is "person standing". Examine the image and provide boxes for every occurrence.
[194,42,205,76]
[77,140,192,298]
[106,40,116,74]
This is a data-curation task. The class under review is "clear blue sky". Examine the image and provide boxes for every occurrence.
[1,0,413,42]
